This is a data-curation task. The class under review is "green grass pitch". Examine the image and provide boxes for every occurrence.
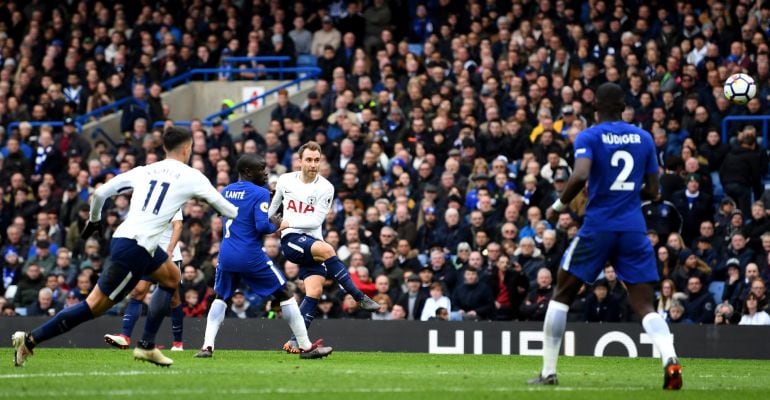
[1,349,769,399]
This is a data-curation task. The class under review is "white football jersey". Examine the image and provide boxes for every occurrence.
[268,171,334,240]
[158,208,183,262]
[90,158,238,255]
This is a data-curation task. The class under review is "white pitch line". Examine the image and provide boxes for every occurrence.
[0,370,180,380]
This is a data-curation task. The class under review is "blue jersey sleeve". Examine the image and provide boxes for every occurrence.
[253,189,276,235]
[574,130,593,160]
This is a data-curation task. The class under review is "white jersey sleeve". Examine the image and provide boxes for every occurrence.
[89,166,144,222]
[191,171,238,219]
[108,159,237,255]
[278,172,334,240]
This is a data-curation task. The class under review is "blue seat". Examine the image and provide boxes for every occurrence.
[296,54,317,67]
[708,281,725,305]
[408,43,423,56]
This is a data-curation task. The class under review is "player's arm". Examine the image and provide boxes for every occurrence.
[193,173,238,219]
[167,209,184,256]
[550,157,590,217]
[640,136,662,201]
[267,177,284,218]
[82,168,140,238]
[254,191,277,235]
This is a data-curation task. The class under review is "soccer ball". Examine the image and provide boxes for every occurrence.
[723,73,756,105]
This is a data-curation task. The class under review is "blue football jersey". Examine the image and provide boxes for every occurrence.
[574,121,658,233]
[219,181,276,272]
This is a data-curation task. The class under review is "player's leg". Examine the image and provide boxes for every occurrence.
[105,280,151,349]
[133,254,180,367]
[530,233,609,385]
[273,286,333,359]
[617,232,681,390]
[170,261,184,351]
[310,240,379,311]
[14,247,142,366]
[197,267,233,357]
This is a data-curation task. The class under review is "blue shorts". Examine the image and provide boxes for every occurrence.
[280,233,328,280]
[98,238,168,301]
[215,260,286,299]
[561,231,659,285]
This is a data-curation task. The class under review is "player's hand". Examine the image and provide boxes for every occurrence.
[81,221,102,239]
[269,213,283,228]
[275,219,290,233]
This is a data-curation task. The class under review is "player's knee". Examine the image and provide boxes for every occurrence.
[312,241,335,260]
[130,282,150,299]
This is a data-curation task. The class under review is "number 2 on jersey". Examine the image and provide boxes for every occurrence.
[610,150,635,191]
[142,180,170,214]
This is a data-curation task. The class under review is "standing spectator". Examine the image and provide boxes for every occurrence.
[120,83,150,134]
[519,268,554,321]
[395,274,427,320]
[450,269,494,321]
[719,127,768,215]
[362,0,391,53]
[289,17,313,56]
[672,174,713,244]
[487,253,529,321]
[13,264,45,311]
[270,89,302,128]
[420,282,451,321]
[582,279,622,323]
[311,16,341,57]
[738,293,770,325]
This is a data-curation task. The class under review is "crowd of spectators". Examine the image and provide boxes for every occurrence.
[1,1,770,327]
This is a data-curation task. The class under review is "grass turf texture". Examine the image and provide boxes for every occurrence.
[1,349,769,399]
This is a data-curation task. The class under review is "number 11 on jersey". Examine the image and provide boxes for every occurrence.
[143,180,170,215]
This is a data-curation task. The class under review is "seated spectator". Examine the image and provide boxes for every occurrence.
[341,293,372,319]
[582,279,622,323]
[656,279,683,319]
[671,249,711,292]
[713,303,734,325]
[180,265,208,301]
[182,289,206,318]
[370,294,393,321]
[27,288,61,317]
[420,282,451,321]
[738,293,770,326]
[13,264,45,310]
[682,276,716,324]
[515,236,545,287]
[226,290,259,319]
[519,268,554,321]
[71,273,92,302]
[389,304,407,320]
[316,294,343,319]
[666,301,692,324]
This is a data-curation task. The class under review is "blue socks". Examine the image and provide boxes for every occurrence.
[139,286,174,349]
[171,304,184,342]
[324,256,365,301]
[121,298,143,337]
[299,296,318,328]
[29,302,94,349]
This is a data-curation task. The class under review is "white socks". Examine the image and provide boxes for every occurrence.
[642,312,678,366]
[541,300,569,377]
[281,297,312,350]
[202,299,227,350]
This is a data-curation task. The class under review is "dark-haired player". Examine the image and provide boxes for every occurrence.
[194,154,332,359]
[13,127,238,367]
[528,83,682,390]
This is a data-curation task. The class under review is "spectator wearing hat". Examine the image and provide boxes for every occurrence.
[55,118,91,164]
[311,16,341,57]
[207,117,234,154]
[23,240,55,274]
[417,265,435,296]
[240,119,266,151]
[671,249,712,292]
[226,290,260,319]
[1,248,23,294]
[415,206,441,253]
[316,294,343,319]
[672,173,713,245]
[396,274,428,320]
[582,279,622,323]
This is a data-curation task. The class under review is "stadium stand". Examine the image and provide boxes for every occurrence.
[0,0,769,327]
